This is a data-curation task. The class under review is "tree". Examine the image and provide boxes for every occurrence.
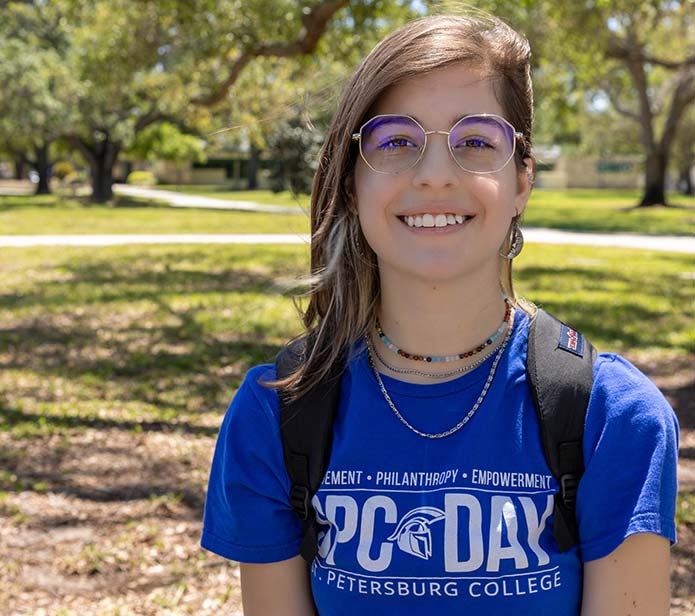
[266,114,325,194]
[7,0,411,202]
[127,122,206,184]
[543,0,695,207]
[0,35,76,194]
[3,0,429,202]
[200,1,426,189]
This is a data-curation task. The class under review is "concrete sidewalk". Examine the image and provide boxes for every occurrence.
[2,229,694,253]
[112,184,305,214]
[3,183,694,252]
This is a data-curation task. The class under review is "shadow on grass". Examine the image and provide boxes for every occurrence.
[516,264,693,352]
[0,322,280,415]
[0,250,299,416]
[0,250,298,312]
[0,408,207,510]
[0,405,218,437]
[0,258,286,412]
[1,249,692,422]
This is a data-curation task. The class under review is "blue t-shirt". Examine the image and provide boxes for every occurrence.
[201,311,679,615]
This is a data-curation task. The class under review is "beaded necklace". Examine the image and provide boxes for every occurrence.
[368,333,501,379]
[375,300,512,363]
[366,308,515,439]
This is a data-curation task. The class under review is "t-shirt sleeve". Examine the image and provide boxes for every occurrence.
[577,354,679,562]
[201,365,303,563]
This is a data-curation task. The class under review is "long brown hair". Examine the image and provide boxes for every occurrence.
[268,12,535,399]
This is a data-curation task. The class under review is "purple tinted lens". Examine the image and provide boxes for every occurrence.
[449,116,515,172]
[360,115,424,172]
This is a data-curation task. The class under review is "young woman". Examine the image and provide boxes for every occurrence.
[201,13,679,616]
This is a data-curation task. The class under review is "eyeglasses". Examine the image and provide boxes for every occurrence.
[352,113,523,175]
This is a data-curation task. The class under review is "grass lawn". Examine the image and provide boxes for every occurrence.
[524,189,695,235]
[0,242,693,613]
[1,188,694,236]
[0,194,310,235]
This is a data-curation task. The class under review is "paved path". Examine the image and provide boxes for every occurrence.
[2,229,694,253]
[2,184,694,252]
[112,184,305,214]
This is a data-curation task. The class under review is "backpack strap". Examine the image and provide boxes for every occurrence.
[276,336,344,563]
[527,309,596,552]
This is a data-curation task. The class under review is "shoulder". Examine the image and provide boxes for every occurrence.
[577,353,679,560]
[226,363,281,425]
[589,353,677,428]
[583,352,679,474]
[202,363,303,563]
[212,363,284,454]
[586,353,679,445]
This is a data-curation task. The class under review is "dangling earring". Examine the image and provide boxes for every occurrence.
[499,216,524,260]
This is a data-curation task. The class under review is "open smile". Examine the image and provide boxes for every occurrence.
[398,213,475,228]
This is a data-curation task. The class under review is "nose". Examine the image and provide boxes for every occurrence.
[411,131,461,189]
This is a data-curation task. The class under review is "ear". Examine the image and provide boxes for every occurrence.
[514,157,535,216]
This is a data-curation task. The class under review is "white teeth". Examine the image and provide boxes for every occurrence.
[404,213,471,227]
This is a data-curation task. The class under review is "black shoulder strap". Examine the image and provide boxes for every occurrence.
[527,309,596,552]
[276,336,344,563]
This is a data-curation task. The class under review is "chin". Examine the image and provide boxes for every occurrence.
[396,257,496,286]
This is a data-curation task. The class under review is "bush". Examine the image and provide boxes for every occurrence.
[266,116,324,195]
[52,161,76,181]
[126,171,157,186]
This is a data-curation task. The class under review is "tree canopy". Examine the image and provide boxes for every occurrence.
[1,0,693,206]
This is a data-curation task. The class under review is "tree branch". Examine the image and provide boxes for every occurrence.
[660,70,695,155]
[63,135,96,165]
[606,36,695,70]
[134,110,179,133]
[193,0,348,107]
[604,89,641,122]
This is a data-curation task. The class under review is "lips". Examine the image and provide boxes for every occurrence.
[398,213,474,228]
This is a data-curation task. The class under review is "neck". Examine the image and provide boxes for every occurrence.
[376,267,509,359]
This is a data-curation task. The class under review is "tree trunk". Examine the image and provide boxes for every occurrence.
[247,145,259,190]
[89,139,121,202]
[34,143,51,195]
[638,149,668,207]
[13,157,26,180]
[679,164,694,196]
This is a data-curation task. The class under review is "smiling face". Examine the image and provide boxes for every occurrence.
[354,62,532,289]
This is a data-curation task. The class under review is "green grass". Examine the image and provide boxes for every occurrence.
[0,194,310,235]
[158,186,695,235]
[0,242,692,441]
[677,492,695,525]
[514,245,695,354]
[1,188,694,236]
[524,189,695,236]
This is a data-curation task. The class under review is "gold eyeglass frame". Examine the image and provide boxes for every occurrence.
[351,113,524,175]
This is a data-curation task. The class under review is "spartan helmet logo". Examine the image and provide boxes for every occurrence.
[387,506,446,560]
